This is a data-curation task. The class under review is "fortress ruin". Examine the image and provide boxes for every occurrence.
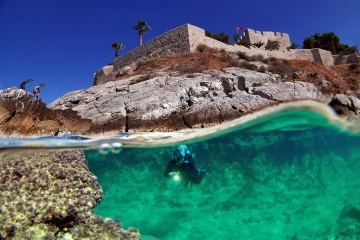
[112,24,359,72]
[238,29,291,51]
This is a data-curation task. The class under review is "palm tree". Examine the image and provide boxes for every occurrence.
[311,32,321,48]
[303,37,317,49]
[287,42,300,50]
[133,20,151,46]
[111,42,124,57]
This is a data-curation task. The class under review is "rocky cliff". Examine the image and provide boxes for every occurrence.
[48,67,330,133]
[0,88,92,136]
[2,55,359,136]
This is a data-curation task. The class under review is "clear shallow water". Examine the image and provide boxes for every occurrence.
[1,101,360,239]
[86,128,360,240]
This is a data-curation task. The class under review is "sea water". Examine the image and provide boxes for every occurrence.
[1,101,360,239]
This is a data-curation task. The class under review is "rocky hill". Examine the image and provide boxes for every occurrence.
[0,88,91,136]
[1,50,360,136]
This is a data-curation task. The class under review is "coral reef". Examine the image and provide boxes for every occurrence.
[0,151,140,239]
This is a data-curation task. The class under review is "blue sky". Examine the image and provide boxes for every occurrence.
[0,0,359,104]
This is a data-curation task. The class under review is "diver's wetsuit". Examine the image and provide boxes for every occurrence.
[164,146,206,188]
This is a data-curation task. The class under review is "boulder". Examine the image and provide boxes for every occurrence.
[93,65,114,86]
[251,81,330,102]
[330,94,360,115]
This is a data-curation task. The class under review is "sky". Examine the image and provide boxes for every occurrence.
[0,0,359,104]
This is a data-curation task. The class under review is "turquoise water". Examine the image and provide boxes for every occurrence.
[1,101,360,239]
[85,127,360,240]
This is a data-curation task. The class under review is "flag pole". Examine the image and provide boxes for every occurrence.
[236,26,238,43]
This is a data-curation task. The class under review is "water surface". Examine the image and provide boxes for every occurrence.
[1,100,360,240]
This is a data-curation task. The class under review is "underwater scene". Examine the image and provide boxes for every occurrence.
[1,102,360,240]
[87,128,360,240]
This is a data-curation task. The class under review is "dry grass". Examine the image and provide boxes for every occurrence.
[99,49,359,96]
[130,73,156,85]
[331,63,360,94]
[268,59,359,95]
[237,52,264,62]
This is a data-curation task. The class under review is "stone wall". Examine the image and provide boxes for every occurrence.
[186,26,333,67]
[314,49,334,66]
[347,53,360,63]
[112,23,337,74]
[239,29,291,51]
[113,24,191,70]
[333,53,360,64]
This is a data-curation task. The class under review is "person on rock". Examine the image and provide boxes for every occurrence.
[33,84,47,101]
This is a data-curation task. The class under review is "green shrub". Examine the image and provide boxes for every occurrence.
[236,40,251,48]
[265,40,280,51]
[240,62,258,71]
[308,72,318,78]
[267,58,294,77]
[196,44,209,53]
[292,72,299,80]
[251,54,264,62]
[206,31,230,44]
[174,62,202,74]
[252,82,263,87]
[258,66,267,73]
[283,60,291,65]
[237,52,251,61]
[227,59,241,68]
[349,63,360,73]
[135,58,158,71]
[286,42,300,50]
[349,77,359,90]
[131,73,155,84]
[268,67,277,74]
[219,53,231,62]
[268,57,278,62]
[186,74,197,78]
[252,41,265,48]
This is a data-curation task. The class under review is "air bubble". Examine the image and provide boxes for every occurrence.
[111,142,122,154]
[98,143,111,155]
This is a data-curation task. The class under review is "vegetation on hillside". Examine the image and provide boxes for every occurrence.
[303,32,358,55]
[287,42,300,50]
[133,20,151,46]
[203,29,358,56]
[265,40,280,51]
[103,44,359,97]
[205,31,230,44]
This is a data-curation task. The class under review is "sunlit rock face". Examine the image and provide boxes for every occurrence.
[0,87,92,136]
[49,67,329,133]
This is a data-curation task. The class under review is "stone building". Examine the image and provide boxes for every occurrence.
[238,28,291,51]
[109,23,345,78]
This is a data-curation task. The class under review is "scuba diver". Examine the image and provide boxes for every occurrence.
[164,145,207,188]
